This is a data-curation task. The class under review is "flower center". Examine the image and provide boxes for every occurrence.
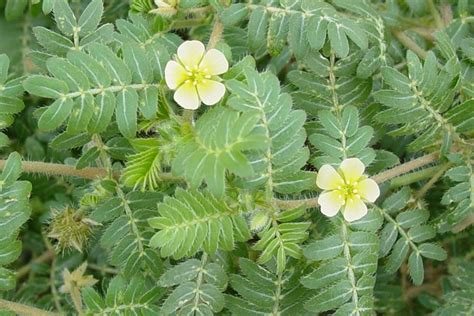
[184,65,211,86]
[337,181,360,204]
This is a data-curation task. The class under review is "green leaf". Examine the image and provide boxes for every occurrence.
[67,50,111,87]
[301,258,348,289]
[373,90,417,108]
[289,13,309,59]
[42,0,54,14]
[50,132,91,150]
[82,288,105,312]
[247,6,269,52]
[38,97,74,131]
[158,259,201,287]
[139,86,158,119]
[173,107,267,196]
[5,0,28,21]
[304,235,344,261]
[228,258,309,315]
[346,126,373,156]
[408,225,436,243]
[307,15,328,50]
[46,57,90,91]
[0,152,22,185]
[53,0,78,36]
[379,223,398,257]
[381,66,411,93]
[122,43,153,84]
[446,100,474,133]
[88,91,116,133]
[304,279,352,312]
[319,110,342,139]
[87,43,132,85]
[0,240,21,265]
[33,27,73,55]
[386,238,409,273]
[0,96,24,115]
[116,88,138,138]
[0,267,15,291]
[23,75,69,98]
[396,209,429,229]
[78,0,103,36]
[67,93,94,134]
[310,133,344,158]
[340,18,367,50]
[0,54,9,85]
[419,243,447,261]
[267,11,289,56]
[160,282,197,314]
[149,189,250,258]
[341,105,359,137]
[221,4,249,26]
[328,22,349,58]
[408,251,424,285]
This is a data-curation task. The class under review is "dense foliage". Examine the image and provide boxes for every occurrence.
[0,0,473,315]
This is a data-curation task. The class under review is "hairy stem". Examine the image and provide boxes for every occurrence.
[1,152,439,210]
[207,19,224,50]
[0,299,62,316]
[389,165,442,189]
[0,160,180,182]
[371,153,438,183]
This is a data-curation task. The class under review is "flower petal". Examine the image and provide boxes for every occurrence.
[197,80,225,105]
[199,49,229,75]
[342,197,368,222]
[340,158,365,184]
[165,60,188,90]
[318,190,344,217]
[177,40,205,69]
[173,81,200,110]
[357,178,380,203]
[316,164,344,190]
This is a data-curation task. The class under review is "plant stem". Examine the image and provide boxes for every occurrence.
[0,299,62,316]
[392,29,428,60]
[0,160,180,182]
[427,0,444,29]
[207,19,224,50]
[2,151,440,210]
[371,153,438,184]
[389,165,441,189]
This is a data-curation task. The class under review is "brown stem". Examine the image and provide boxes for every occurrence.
[207,19,224,50]
[0,160,179,182]
[392,29,428,60]
[0,299,62,316]
[427,0,444,29]
[371,153,438,184]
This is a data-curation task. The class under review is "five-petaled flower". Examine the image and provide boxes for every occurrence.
[316,158,380,222]
[165,40,229,110]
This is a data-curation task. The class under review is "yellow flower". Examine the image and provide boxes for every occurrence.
[316,158,380,222]
[165,40,228,110]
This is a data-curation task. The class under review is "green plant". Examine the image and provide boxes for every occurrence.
[0,0,473,315]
